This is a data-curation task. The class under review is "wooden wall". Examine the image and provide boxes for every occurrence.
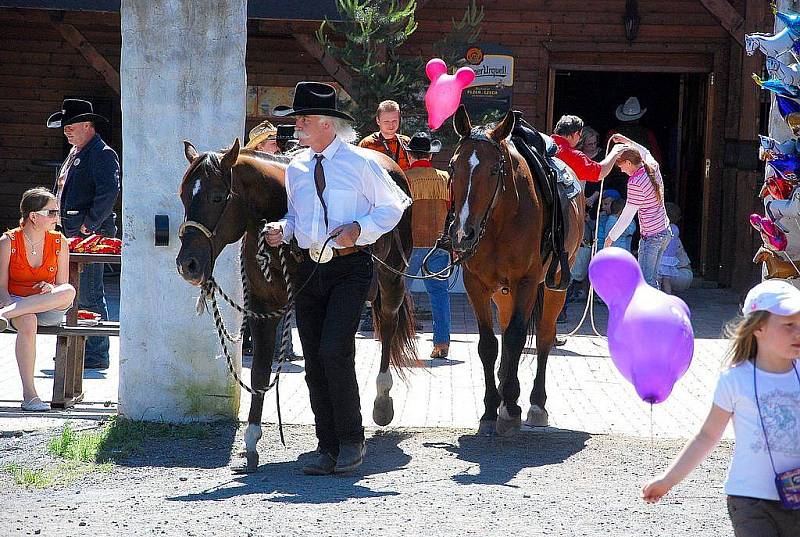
[0,9,121,231]
[0,2,769,292]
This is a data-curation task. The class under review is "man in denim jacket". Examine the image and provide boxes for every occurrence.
[47,99,120,369]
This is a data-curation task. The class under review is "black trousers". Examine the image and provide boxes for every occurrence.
[295,250,372,455]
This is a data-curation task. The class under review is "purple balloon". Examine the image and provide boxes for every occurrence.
[588,247,694,404]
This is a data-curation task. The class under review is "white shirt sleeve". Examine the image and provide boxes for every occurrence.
[278,166,296,243]
[607,202,639,242]
[354,158,412,245]
[712,370,735,412]
[627,138,665,184]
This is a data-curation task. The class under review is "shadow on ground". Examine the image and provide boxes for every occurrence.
[424,427,591,486]
[112,421,238,470]
[168,430,412,504]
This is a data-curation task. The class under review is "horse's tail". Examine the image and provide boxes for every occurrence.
[371,289,418,380]
[527,282,545,347]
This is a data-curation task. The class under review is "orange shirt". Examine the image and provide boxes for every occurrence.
[6,228,62,297]
[358,132,411,171]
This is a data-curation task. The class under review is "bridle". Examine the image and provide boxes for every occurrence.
[178,154,240,255]
[448,127,509,262]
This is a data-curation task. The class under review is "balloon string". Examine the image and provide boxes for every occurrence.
[649,402,654,537]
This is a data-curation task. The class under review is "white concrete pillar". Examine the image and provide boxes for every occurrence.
[118,0,247,421]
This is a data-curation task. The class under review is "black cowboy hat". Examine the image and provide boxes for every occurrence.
[46,99,108,128]
[273,82,354,122]
[276,124,296,141]
[407,132,442,153]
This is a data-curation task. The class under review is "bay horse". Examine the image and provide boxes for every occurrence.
[176,139,416,472]
[448,106,584,435]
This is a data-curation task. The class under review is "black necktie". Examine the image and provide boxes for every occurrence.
[314,154,329,227]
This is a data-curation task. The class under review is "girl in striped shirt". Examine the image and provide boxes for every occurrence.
[604,134,670,289]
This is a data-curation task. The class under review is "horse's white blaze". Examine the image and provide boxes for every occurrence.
[456,150,480,242]
[244,423,262,452]
[191,177,202,198]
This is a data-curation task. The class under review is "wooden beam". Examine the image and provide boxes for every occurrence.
[50,19,120,94]
[291,32,355,96]
[699,0,744,47]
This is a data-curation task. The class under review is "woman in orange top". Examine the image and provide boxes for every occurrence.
[0,188,75,411]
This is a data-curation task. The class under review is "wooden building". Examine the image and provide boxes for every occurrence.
[0,0,772,291]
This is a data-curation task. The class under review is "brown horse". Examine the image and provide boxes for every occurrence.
[448,106,584,435]
[176,139,416,472]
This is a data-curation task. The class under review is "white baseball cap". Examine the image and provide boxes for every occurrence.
[743,279,800,316]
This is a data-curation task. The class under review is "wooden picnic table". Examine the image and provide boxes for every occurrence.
[51,252,121,408]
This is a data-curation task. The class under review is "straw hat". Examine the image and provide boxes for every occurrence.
[245,120,278,150]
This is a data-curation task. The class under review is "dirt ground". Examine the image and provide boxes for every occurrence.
[0,421,733,537]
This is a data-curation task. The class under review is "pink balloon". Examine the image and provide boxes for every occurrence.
[424,58,476,130]
[588,247,694,404]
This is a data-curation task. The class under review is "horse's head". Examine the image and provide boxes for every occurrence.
[744,34,760,56]
[447,105,515,255]
[176,139,248,286]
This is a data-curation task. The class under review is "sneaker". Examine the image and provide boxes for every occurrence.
[21,396,50,412]
[430,344,449,359]
[0,316,8,332]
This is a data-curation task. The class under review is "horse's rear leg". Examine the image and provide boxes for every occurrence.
[465,273,499,435]
[372,273,405,426]
[234,315,277,473]
[526,285,566,427]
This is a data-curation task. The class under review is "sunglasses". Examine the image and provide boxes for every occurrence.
[34,209,60,217]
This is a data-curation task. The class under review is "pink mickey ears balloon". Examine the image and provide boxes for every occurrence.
[589,247,694,404]
[424,58,476,130]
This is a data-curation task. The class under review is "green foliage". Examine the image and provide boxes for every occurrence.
[317,0,484,136]
[3,463,53,488]
[48,417,210,464]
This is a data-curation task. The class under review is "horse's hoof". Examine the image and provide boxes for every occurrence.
[525,405,549,427]
[372,395,394,426]
[495,415,522,437]
[231,451,259,474]
[477,419,496,436]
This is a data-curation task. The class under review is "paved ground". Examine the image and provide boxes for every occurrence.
[1,278,740,439]
[0,278,742,535]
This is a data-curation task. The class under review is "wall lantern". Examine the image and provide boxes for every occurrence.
[623,0,641,44]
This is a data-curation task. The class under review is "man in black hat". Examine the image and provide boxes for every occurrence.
[47,99,120,370]
[403,132,452,359]
[264,82,411,475]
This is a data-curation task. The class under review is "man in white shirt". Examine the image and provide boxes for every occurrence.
[265,82,411,475]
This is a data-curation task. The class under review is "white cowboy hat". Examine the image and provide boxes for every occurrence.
[615,96,647,122]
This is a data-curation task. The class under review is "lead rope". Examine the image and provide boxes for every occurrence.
[203,241,295,446]
[563,139,612,338]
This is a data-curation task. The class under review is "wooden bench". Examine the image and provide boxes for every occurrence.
[2,252,121,409]
[2,321,120,408]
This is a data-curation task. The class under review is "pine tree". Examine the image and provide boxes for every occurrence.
[316,0,484,136]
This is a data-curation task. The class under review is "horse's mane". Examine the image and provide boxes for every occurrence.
[239,148,292,165]
[180,152,222,196]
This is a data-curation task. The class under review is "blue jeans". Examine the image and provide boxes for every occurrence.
[638,228,671,289]
[406,248,451,345]
[62,213,116,364]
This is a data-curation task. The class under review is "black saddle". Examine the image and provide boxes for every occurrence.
[510,111,571,291]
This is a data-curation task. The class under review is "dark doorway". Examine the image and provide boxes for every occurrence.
[552,70,708,268]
